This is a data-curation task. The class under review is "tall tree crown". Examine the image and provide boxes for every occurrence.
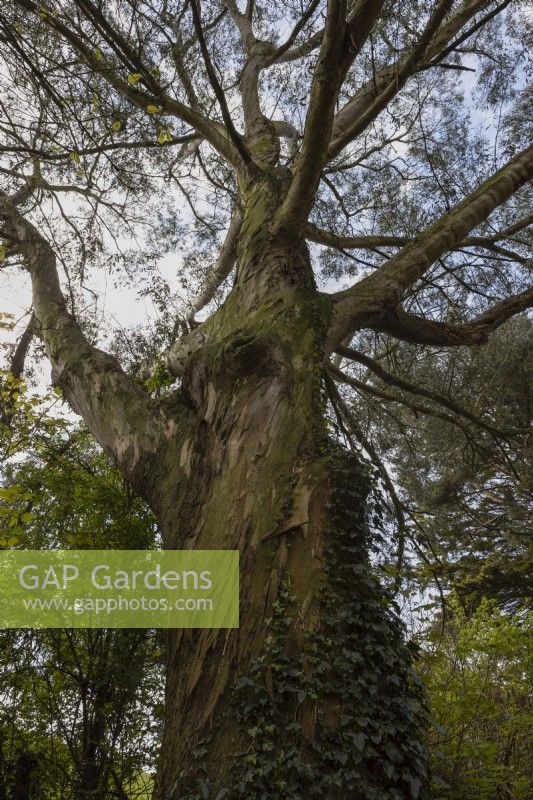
[0,0,531,564]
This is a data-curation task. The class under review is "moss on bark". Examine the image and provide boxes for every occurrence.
[153,260,429,799]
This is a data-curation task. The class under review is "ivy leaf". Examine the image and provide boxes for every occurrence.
[127,72,142,85]
[111,120,122,132]
[146,104,161,114]
[384,742,400,762]
[352,733,366,751]
[407,775,421,798]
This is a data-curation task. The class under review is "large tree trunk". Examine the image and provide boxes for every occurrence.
[152,221,429,799]
[8,169,430,799]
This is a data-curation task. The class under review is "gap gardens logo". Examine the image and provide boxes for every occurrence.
[0,550,239,628]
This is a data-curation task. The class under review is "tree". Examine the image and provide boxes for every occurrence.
[0,1,531,797]
[0,382,162,799]
[419,596,532,800]
[335,315,533,610]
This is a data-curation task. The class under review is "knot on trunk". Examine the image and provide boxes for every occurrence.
[182,329,286,422]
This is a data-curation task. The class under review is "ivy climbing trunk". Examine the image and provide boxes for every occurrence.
[151,214,429,799]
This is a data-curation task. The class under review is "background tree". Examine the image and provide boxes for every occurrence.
[419,596,532,800]
[0,380,162,800]
[0,1,531,798]
[334,315,532,607]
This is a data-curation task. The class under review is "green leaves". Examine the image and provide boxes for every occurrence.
[224,451,430,799]
[158,127,172,144]
[127,72,142,84]
[420,595,532,799]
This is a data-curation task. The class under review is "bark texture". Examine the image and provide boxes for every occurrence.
[150,185,428,800]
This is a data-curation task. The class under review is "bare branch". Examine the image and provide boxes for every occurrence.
[275,28,324,64]
[327,360,476,436]
[9,312,35,379]
[273,0,385,242]
[265,0,322,66]
[427,0,512,69]
[0,192,181,488]
[488,211,533,243]
[335,344,522,435]
[306,222,408,249]
[327,144,533,348]
[186,208,243,325]
[326,371,407,543]
[327,0,454,161]
[306,221,533,258]
[224,0,257,51]
[371,289,533,347]
[328,0,493,158]
[189,0,252,168]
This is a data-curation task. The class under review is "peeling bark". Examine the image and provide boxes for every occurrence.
[152,231,428,799]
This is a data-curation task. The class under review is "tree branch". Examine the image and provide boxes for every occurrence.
[265,0,322,66]
[306,221,533,258]
[9,312,35,379]
[273,0,385,242]
[0,193,184,490]
[426,0,512,69]
[189,0,252,168]
[327,0,454,160]
[0,133,201,161]
[325,371,407,543]
[335,344,521,436]
[327,143,533,348]
[13,0,241,167]
[305,222,408,249]
[371,289,533,347]
[185,208,243,325]
[327,360,475,436]
[328,0,492,157]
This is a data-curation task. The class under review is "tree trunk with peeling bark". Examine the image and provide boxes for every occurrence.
[3,141,532,798]
[145,187,428,799]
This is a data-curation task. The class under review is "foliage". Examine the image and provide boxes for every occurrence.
[338,316,533,611]
[0,378,163,799]
[419,596,532,800]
